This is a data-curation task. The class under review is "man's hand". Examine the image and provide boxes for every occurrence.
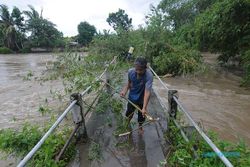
[141,108,148,117]
[120,81,130,97]
[120,90,126,97]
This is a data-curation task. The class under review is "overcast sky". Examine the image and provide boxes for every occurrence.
[1,0,161,36]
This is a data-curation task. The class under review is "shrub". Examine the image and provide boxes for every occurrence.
[20,46,31,53]
[153,48,202,75]
[0,47,13,54]
[0,123,75,167]
[241,50,250,86]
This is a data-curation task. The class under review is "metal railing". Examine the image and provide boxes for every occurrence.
[17,57,117,167]
[149,66,233,167]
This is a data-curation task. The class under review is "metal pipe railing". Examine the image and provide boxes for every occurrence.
[153,88,198,157]
[148,66,169,91]
[149,66,233,167]
[173,96,233,167]
[17,57,117,167]
[17,100,77,167]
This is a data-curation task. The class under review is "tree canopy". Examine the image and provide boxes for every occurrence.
[0,5,24,50]
[24,5,64,48]
[195,0,250,62]
[0,4,64,51]
[77,21,96,46]
[106,9,132,32]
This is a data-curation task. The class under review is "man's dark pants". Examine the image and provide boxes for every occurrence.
[125,102,145,126]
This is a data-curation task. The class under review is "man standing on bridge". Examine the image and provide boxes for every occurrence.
[120,57,153,134]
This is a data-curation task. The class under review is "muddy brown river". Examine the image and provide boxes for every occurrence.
[0,53,64,130]
[155,53,250,146]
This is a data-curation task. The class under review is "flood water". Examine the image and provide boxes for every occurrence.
[0,53,63,130]
[155,53,250,146]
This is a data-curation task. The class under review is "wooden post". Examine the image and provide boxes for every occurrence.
[168,90,178,118]
[70,93,88,141]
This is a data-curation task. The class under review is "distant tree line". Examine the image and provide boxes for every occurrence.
[0,4,96,53]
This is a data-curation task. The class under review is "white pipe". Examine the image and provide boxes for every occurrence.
[149,66,169,91]
[174,96,233,167]
[17,100,76,167]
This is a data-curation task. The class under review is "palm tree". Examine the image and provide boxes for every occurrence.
[0,5,24,50]
[23,5,41,20]
[0,4,15,49]
[23,5,63,48]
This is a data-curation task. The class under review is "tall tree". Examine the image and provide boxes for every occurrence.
[158,0,196,30]
[11,6,25,32]
[0,5,24,50]
[24,5,64,48]
[77,21,96,46]
[158,0,217,30]
[0,20,4,47]
[106,9,132,32]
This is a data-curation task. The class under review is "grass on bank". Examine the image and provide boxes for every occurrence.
[165,118,250,167]
[0,123,75,167]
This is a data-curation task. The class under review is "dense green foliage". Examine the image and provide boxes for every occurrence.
[24,5,64,48]
[0,4,99,52]
[0,123,75,167]
[158,0,217,30]
[0,46,12,54]
[195,0,250,61]
[77,21,96,46]
[0,26,3,47]
[0,4,67,52]
[106,9,132,32]
[156,0,250,84]
[0,5,25,51]
[165,118,250,166]
[91,7,202,75]
[193,0,250,85]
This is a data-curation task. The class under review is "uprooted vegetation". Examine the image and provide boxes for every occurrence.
[163,113,250,167]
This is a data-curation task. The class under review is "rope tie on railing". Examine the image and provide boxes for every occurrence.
[168,90,178,118]
[70,93,88,140]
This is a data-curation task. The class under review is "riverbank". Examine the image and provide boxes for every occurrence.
[0,47,88,54]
